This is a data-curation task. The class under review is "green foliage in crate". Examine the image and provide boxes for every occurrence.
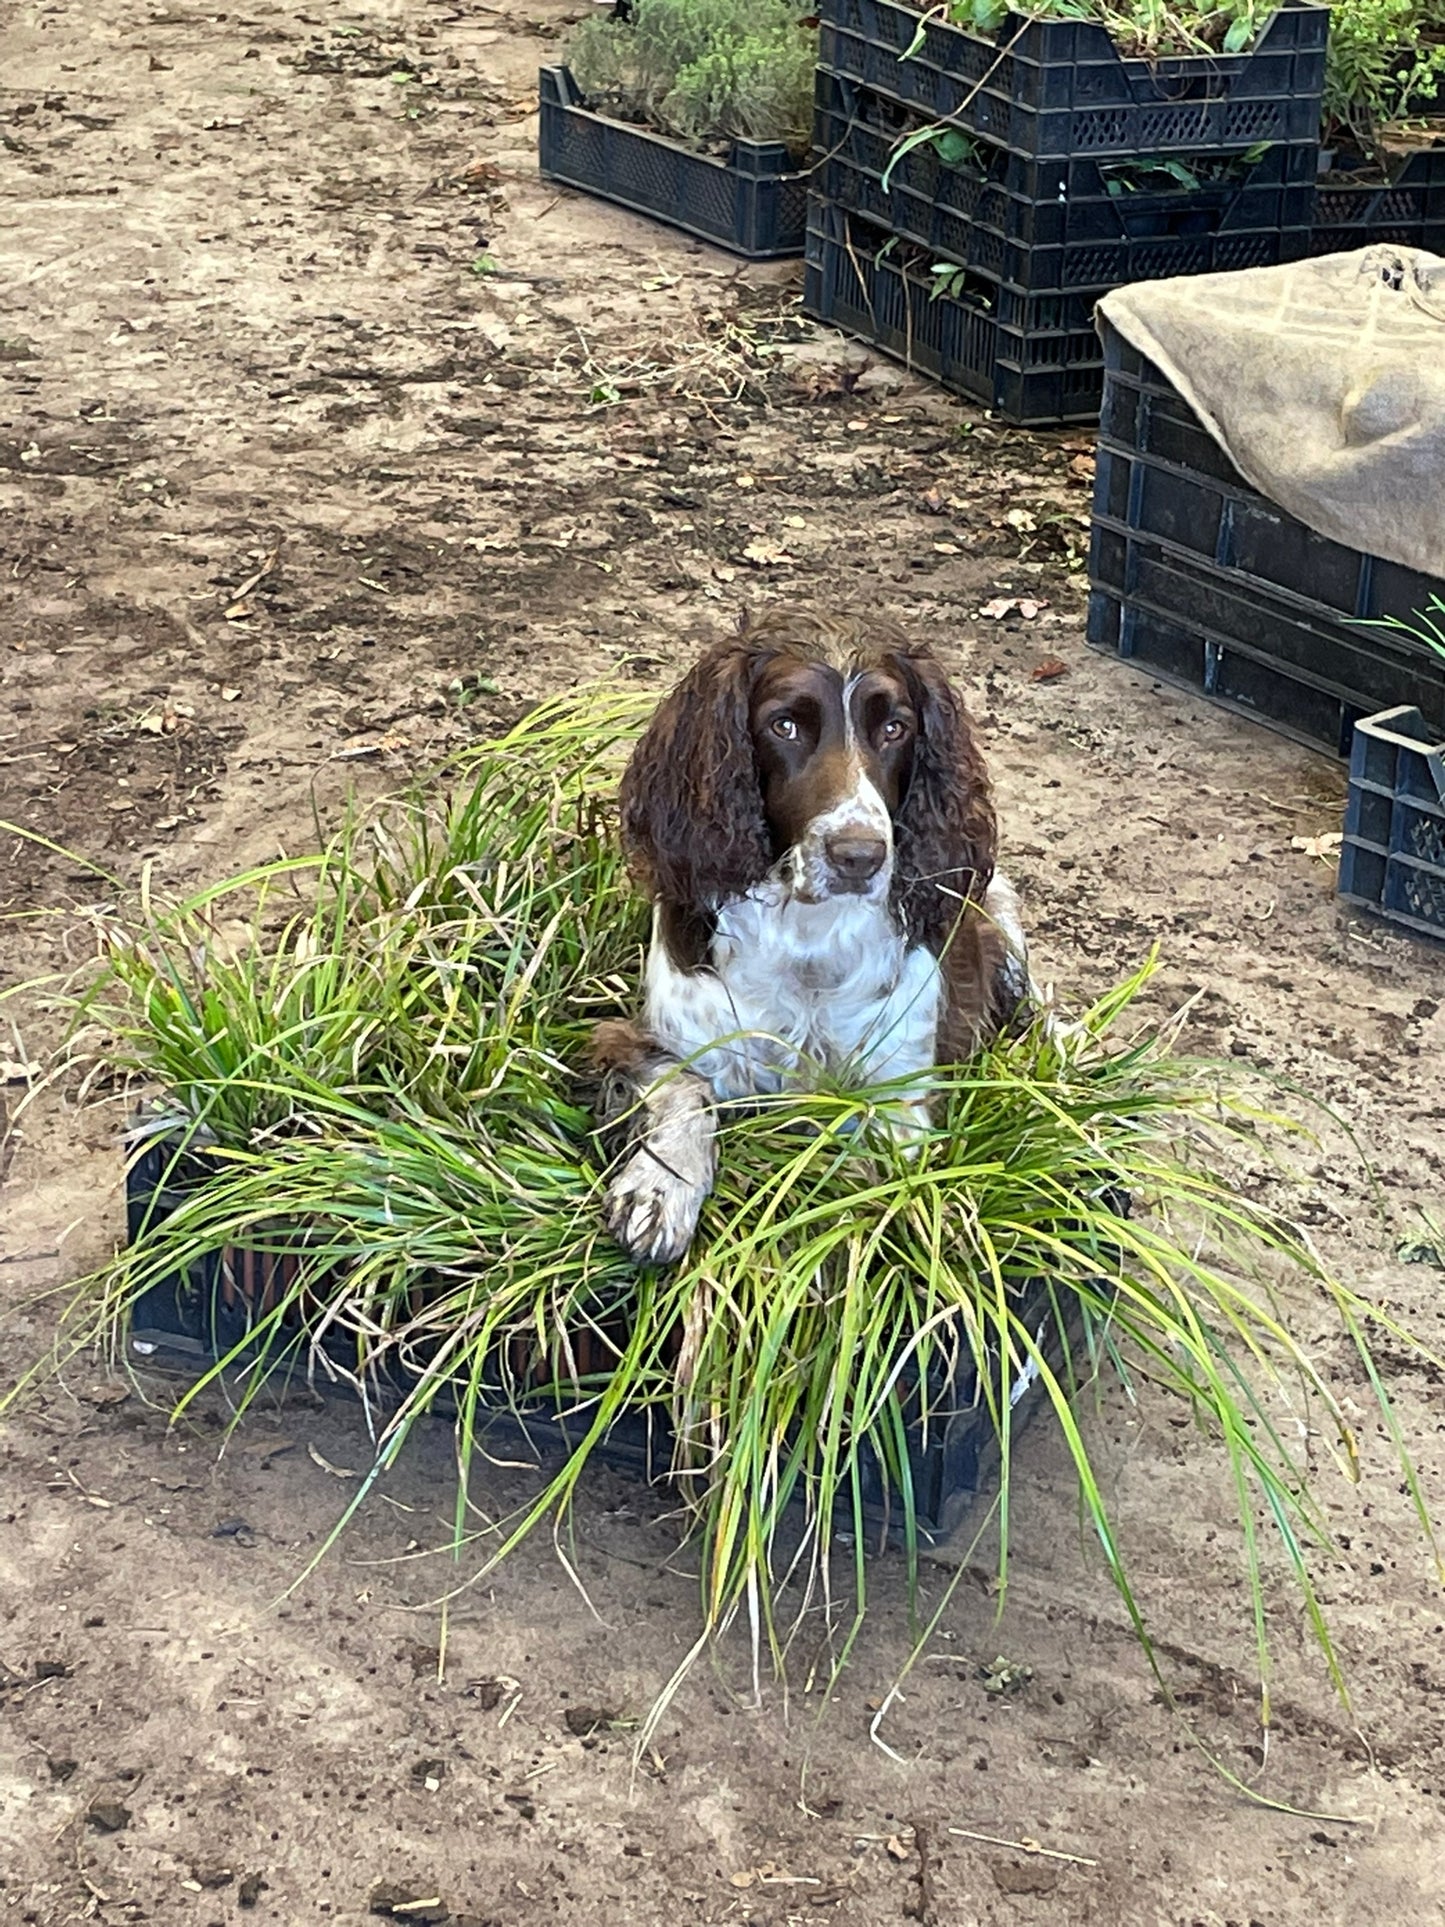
[923,0,1445,154]
[1323,0,1445,143]
[568,0,818,156]
[929,0,1280,57]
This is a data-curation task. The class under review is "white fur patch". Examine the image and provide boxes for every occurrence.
[983,871,1026,964]
[789,763,895,904]
[645,889,943,1103]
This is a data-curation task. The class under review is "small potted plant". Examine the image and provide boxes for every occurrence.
[1312,0,1445,253]
[539,0,817,259]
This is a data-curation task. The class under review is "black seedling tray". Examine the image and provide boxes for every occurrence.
[803,199,1106,424]
[1309,145,1445,257]
[537,65,809,260]
[816,0,1328,162]
[1339,706,1445,942]
[1087,321,1445,756]
[813,71,1319,296]
[123,1129,1079,1539]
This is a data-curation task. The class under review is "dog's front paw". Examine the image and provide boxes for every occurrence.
[604,1149,709,1266]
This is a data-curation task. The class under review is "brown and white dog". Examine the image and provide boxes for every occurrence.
[592,612,1033,1264]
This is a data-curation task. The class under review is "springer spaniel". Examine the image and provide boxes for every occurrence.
[592,612,1033,1265]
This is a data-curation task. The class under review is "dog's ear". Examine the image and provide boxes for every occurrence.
[889,646,997,952]
[619,640,772,958]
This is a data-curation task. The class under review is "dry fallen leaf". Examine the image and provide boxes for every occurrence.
[334,732,408,761]
[933,540,961,556]
[1069,453,1096,483]
[1031,656,1070,682]
[220,686,241,702]
[1004,507,1037,533]
[1291,831,1344,860]
[980,596,1049,621]
[740,539,791,568]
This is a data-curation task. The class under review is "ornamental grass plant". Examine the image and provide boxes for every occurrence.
[21,690,1442,1744]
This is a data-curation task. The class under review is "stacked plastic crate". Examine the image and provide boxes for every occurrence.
[803,0,1330,425]
[1311,151,1445,258]
[1087,322,1445,758]
[1086,321,1445,941]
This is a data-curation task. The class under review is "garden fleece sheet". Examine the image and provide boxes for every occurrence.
[1097,246,1445,579]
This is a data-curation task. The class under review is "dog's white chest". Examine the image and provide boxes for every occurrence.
[644,887,942,1101]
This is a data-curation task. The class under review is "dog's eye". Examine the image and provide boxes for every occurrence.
[770,715,798,741]
[879,718,908,743]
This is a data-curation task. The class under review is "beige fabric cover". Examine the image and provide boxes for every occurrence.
[1097,247,1445,578]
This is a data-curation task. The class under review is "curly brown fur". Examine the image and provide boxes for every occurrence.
[617,636,775,968]
[887,644,997,953]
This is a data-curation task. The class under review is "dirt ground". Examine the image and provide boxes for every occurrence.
[4,2,1445,1922]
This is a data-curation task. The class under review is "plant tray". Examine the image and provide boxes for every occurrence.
[537,65,809,260]
[1339,706,1445,942]
[1087,320,1445,756]
[816,0,1328,162]
[123,1131,1073,1539]
[813,71,1319,297]
[1309,146,1445,258]
[803,199,1105,424]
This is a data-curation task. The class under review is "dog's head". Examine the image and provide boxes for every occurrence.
[619,612,997,962]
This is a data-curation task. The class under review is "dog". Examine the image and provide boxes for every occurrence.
[592,612,1034,1264]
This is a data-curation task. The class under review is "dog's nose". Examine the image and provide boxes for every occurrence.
[825,833,887,884]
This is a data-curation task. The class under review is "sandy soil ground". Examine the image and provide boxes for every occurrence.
[4,2,1445,1923]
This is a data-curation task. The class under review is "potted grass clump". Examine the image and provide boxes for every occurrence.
[538,0,817,258]
[31,689,1443,1750]
[1312,0,1445,254]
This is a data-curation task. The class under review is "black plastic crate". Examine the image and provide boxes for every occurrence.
[1309,145,1445,257]
[804,199,1105,422]
[122,1130,1073,1538]
[817,0,1328,161]
[1087,321,1445,755]
[813,72,1320,294]
[536,65,809,260]
[1338,707,1445,941]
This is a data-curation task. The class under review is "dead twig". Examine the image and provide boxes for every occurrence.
[223,543,281,620]
[947,1825,1097,1867]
